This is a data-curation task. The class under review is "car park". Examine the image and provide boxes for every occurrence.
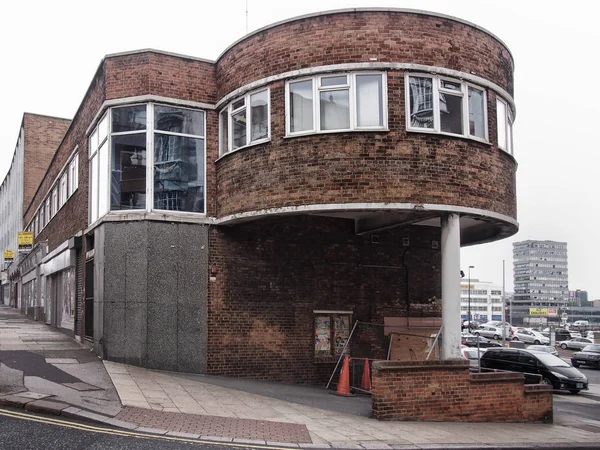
[527,345,559,357]
[474,325,512,340]
[558,337,594,350]
[512,328,549,345]
[571,344,600,369]
[461,335,502,348]
[480,348,588,394]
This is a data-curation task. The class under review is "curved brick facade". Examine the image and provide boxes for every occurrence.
[213,9,518,243]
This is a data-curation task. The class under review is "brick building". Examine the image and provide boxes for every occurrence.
[4,9,517,383]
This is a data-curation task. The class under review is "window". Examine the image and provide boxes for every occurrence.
[286,72,386,136]
[89,103,206,224]
[45,198,50,225]
[314,311,352,360]
[51,188,58,217]
[68,155,79,196]
[406,74,487,141]
[219,88,269,155]
[496,98,514,155]
[59,172,68,209]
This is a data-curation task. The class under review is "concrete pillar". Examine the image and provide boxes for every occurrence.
[441,213,461,359]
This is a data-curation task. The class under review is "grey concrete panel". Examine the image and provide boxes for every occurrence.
[146,302,177,370]
[123,302,147,366]
[147,222,178,305]
[103,223,127,303]
[102,302,126,358]
[177,223,208,307]
[177,330,206,373]
[94,226,106,355]
[124,222,148,305]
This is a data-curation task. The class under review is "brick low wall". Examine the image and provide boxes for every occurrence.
[371,360,553,423]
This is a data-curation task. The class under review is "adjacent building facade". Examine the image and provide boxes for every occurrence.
[1,9,517,382]
[0,114,71,306]
[512,240,568,325]
[460,279,504,323]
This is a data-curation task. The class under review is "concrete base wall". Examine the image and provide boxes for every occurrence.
[97,220,209,373]
[371,360,553,422]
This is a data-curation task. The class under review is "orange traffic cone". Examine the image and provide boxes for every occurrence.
[332,355,354,396]
[360,359,371,392]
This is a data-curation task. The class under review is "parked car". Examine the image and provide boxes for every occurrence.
[527,345,559,357]
[474,325,512,340]
[558,338,594,350]
[571,344,600,369]
[480,348,588,394]
[554,328,572,341]
[461,335,502,348]
[512,328,549,345]
[461,346,487,369]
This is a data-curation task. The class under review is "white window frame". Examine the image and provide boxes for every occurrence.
[285,72,388,137]
[220,88,270,156]
[59,172,68,209]
[405,73,488,143]
[68,154,79,196]
[496,97,514,155]
[51,188,58,217]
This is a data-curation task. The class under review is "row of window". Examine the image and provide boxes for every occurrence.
[219,72,515,156]
[28,155,79,237]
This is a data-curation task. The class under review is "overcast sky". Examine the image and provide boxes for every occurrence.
[1,1,598,299]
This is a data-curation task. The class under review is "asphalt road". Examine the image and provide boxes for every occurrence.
[0,407,262,450]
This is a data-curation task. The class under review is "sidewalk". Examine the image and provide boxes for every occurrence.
[2,305,600,449]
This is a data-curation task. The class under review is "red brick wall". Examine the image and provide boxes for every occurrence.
[22,114,71,213]
[216,75,516,219]
[371,360,553,422]
[216,10,514,97]
[207,216,442,383]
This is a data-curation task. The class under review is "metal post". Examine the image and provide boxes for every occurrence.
[468,265,474,331]
[502,259,506,346]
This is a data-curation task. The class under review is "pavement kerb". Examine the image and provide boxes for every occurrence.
[1,394,600,450]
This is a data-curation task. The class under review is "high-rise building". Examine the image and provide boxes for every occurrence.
[512,240,568,325]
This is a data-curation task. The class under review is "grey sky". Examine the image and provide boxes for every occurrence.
[1,1,598,299]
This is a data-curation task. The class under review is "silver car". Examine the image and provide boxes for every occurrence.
[474,325,511,340]
[512,328,549,345]
[558,337,594,350]
[527,344,559,356]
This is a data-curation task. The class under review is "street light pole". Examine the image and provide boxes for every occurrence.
[468,265,474,330]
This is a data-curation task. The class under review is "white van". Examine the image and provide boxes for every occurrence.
[573,320,590,327]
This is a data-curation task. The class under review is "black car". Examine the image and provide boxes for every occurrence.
[480,348,588,394]
[571,344,600,369]
[555,328,571,341]
[461,335,502,348]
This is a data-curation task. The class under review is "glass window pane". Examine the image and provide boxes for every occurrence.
[219,109,229,154]
[250,90,268,142]
[321,75,347,87]
[154,136,204,213]
[155,106,204,137]
[91,155,98,223]
[289,80,313,133]
[441,80,461,91]
[468,87,485,138]
[98,114,108,142]
[89,129,98,156]
[356,74,383,127]
[98,141,109,217]
[111,134,146,210]
[232,98,245,110]
[507,121,514,155]
[497,99,507,149]
[112,105,147,133]
[320,90,350,130]
[409,77,434,129]
[440,93,463,134]
[232,110,247,149]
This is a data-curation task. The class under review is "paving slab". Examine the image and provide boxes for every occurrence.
[0,394,34,408]
[14,391,52,400]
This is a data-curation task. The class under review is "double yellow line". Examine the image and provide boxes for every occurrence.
[0,407,293,449]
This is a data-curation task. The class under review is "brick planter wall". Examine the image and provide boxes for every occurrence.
[371,360,553,423]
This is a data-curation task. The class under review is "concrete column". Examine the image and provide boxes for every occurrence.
[441,213,461,359]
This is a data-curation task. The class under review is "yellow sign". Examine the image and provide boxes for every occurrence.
[4,250,14,259]
[17,232,33,245]
[529,308,548,316]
